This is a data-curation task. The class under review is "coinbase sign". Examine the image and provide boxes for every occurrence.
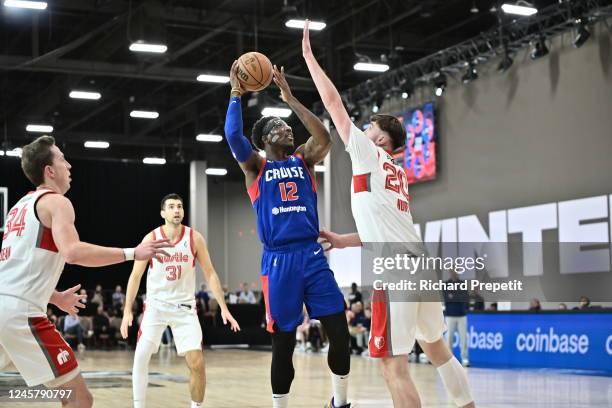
[453,313,612,373]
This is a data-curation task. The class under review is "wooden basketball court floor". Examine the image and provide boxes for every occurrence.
[1,348,611,407]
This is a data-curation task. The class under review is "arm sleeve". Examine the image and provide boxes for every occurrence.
[345,123,380,173]
[224,96,254,163]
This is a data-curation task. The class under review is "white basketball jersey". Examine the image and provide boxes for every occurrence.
[346,124,421,243]
[146,225,197,304]
[0,189,65,311]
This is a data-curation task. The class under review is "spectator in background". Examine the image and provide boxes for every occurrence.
[78,288,89,305]
[92,305,115,347]
[112,285,126,310]
[222,284,232,303]
[296,307,311,352]
[196,283,210,311]
[528,298,541,312]
[576,296,591,310]
[468,290,484,311]
[64,314,86,352]
[46,307,57,325]
[250,282,260,302]
[347,301,370,356]
[348,282,362,307]
[487,302,498,312]
[558,303,568,310]
[91,284,104,308]
[238,282,256,304]
[443,271,470,366]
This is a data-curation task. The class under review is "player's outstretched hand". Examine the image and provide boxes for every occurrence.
[120,311,132,339]
[302,19,312,59]
[54,284,87,316]
[272,65,292,103]
[134,239,171,260]
[319,229,344,251]
[229,60,246,97]
[221,308,241,332]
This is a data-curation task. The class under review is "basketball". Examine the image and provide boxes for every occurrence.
[236,51,273,92]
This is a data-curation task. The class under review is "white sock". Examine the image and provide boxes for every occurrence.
[437,357,474,407]
[330,372,349,406]
[272,393,289,408]
[191,401,202,408]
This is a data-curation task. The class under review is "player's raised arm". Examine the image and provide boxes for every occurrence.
[120,233,153,338]
[193,231,241,332]
[224,60,262,184]
[43,194,170,267]
[301,20,352,145]
[272,64,331,166]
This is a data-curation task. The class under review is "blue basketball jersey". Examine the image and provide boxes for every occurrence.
[247,154,319,249]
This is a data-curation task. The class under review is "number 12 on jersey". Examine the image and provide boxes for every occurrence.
[279,182,299,202]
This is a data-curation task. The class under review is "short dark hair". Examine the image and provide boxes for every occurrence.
[251,116,280,150]
[370,114,406,150]
[161,193,183,210]
[21,135,56,186]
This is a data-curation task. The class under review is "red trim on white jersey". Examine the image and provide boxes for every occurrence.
[247,157,267,204]
[148,230,156,269]
[159,225,186,246]
[353,173,371,193]
[137,303,146,342]
[369,290,390,358]
[28,317,78,378]
[189,228,196,267]
[36,225,58,253]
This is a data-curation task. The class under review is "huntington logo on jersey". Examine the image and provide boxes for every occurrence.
[248,155,319,249]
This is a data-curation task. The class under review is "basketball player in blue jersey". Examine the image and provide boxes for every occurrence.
[224,61,351,408]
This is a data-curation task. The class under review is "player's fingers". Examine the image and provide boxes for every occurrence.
[156,250,171,257]
[76,294,87,300]
[222,315,228,325]
[67,284,81,293]
[75,302,86,308]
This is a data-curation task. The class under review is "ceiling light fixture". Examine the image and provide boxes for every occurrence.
[129,41,167,54]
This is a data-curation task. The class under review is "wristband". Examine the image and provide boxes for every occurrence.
[122,248,135,261]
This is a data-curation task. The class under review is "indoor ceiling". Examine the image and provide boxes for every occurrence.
[0,0,564,176]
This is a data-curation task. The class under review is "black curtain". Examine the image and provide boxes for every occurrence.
[0,157,190,292]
